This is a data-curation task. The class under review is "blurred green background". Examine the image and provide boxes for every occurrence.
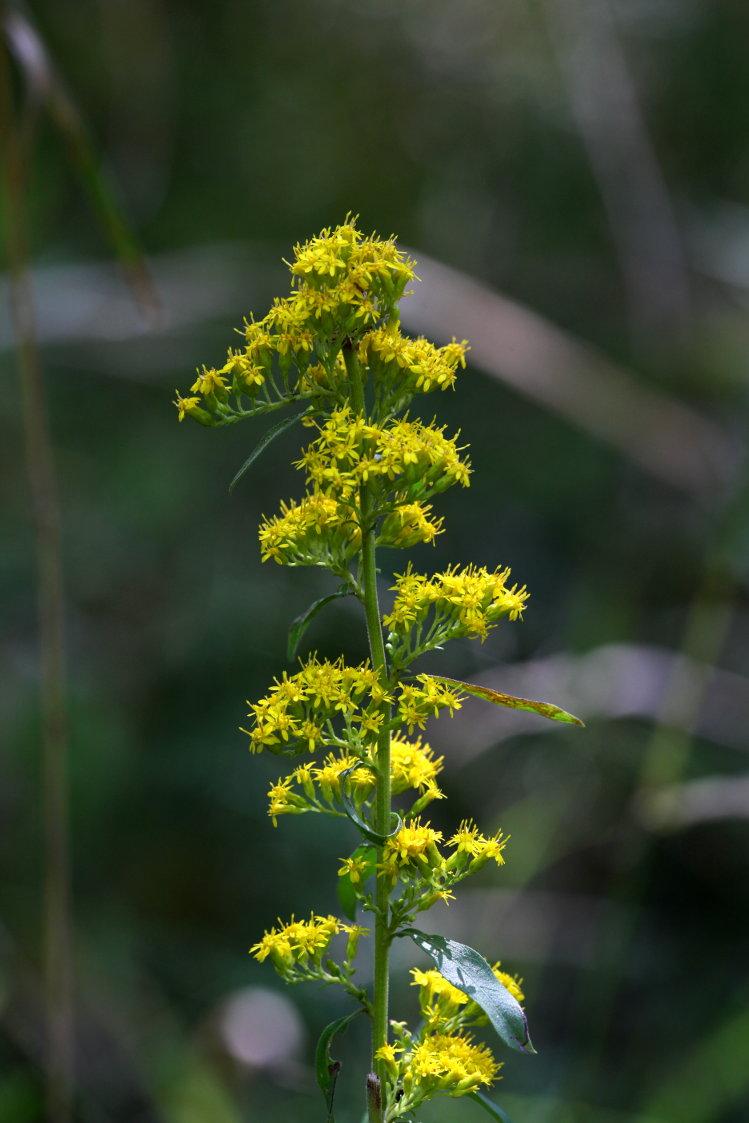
[2,1,748,1121]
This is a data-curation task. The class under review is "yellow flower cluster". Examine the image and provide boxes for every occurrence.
[266,776,309,826]
[258,494,360,566]
[447,819,508,867]
[297,407,471,497]
[359,327,469,388]
[389,734,443,797]
[245,663,461,758]
[290,219,416,299]
[174,218,425,426]
[177,219,546,1116]
[257,493,444,562]
[380,501,445,548]
[384,563,530,654]
[395,675,464,730]
[243,657,390,755]
[250,912,364,975]
[358,327,469,413]
[411,964,525,1031]
[410,1028,498,1091]
[266,734,445,825]
[383,817,444,872]
[258,407,469,567]
[376,957,523,1111]
[382,817,507,890]
[411,968,470,1021]
[377,1031,499,1101]
[408,1031,500,1094]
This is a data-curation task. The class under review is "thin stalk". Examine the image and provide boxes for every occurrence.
[0,36,74,1123]
[343,345,392,1120]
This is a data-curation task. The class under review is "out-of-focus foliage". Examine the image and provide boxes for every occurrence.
[1,1,748,1121]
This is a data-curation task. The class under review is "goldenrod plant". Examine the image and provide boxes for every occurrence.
[175,219,582,1123]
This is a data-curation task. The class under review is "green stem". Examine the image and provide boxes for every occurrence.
[343,345,392,1121]
[0,36,74,1123]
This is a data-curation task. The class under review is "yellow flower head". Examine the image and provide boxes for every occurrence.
[378,502,444,549]
[249,912,352,974]
[190,367,229,399]
[258,494,361,567]
[314,753,373,803]
[411,968,470,1027]
[338,854,372,884]
[173,393,202,422]
[358,329,468,411]
[222,349,266,392]
[385,563,530,644]
[447,819,508,868]
[243,656,390,758]
[390,735,444,796]
[266,776,308,826]
[382,817,443,880]
[405,1032,500,1096]
[374,1042,402,1077]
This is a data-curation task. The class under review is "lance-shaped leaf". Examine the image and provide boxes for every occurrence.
[229,408,308,491]
[337,843,377,921]
[469,1091,514,1122]
[424,675,584,727]
[340,764,402,845]
[404,929,535,1054]
[287,587,352,661]
[315,1009,363,1122]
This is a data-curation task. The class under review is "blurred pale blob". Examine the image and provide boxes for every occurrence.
[216,987,305,1070]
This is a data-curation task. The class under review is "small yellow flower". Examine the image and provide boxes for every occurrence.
[447,819,507,868]
[374,1042,401,1077]
[266,777,311,826]
[338,855,372,884]
[382,818,443,880]
[173,393,201,422]
[345,923,368,960]
[190,367,229,398]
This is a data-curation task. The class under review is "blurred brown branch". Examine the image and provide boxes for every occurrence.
[401,252,739,500]
[635,773,749,830]
[541,0,691,338]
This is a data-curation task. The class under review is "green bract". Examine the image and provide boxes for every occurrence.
[176,218,582,1123]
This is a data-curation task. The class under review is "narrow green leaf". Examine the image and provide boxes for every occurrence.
[340,765,401,844]
[315,1009,363,1122]
[229,408,308,491]
[287,587,351,661]
[337,844,377,920]
[425,675,585,727]
[404,929,535,1055]
[469,1091,514,1123]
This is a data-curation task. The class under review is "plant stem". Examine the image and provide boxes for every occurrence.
[344,345,392,1120]
[0,36,74,1123]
